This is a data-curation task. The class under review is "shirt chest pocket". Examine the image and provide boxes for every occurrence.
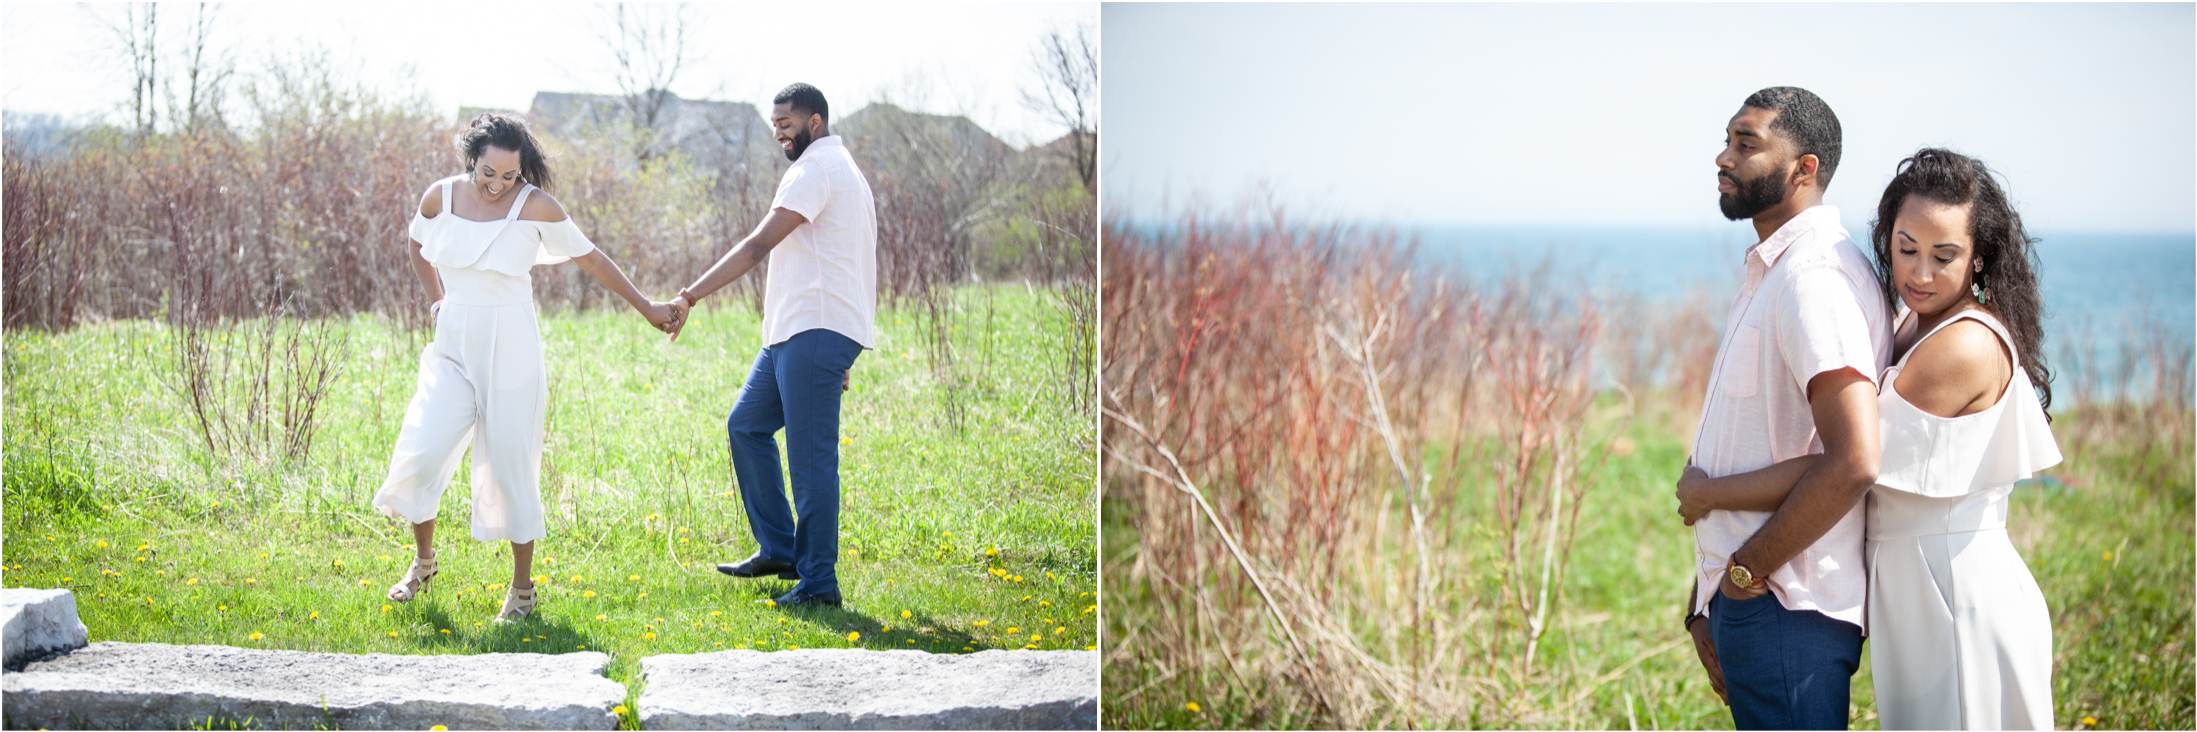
[1720,325,1763,398]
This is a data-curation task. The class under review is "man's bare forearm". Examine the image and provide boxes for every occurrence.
[1729,371,1879,575]
[681,207,806,302]
[682,241,770,301]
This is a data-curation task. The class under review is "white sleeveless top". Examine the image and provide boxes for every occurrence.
[1873,308,2062,501]
[409,176,597,306]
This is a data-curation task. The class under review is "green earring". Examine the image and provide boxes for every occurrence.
[1972,271,1987,305]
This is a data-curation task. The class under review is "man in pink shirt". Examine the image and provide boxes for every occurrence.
[1682,87,1892,730]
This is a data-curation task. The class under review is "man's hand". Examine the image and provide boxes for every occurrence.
[1688,616,1728,705]
[1676,466,1713,525]
[843,372,850,393]
[665,296,692,342]
[1719,560,1772,601]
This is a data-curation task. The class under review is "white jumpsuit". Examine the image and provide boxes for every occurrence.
[1867,308,2062,730]
[371,177,596,544]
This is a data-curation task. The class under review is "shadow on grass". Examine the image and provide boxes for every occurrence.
[705,576,995,652]
[402,603,602,655]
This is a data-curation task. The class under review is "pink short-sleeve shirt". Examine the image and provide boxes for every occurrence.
[765,135,879,349]
[1690,204,1892,631]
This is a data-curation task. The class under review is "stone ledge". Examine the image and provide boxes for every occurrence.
[3,588,89,670]
[637,648,1097,730]
[1,642,623,730]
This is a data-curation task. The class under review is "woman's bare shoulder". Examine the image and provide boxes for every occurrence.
[1896,317,2012,416]
[518,189,569,223]
[417,182,443,218]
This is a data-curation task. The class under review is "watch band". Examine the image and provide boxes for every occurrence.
[678,288,703,305]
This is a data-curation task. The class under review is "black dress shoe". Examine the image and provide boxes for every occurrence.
[717,554,799,580]
[770,588,842,607]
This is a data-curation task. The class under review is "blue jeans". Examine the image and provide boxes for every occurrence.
[726,328,862,595]
[1711,591,1864,730]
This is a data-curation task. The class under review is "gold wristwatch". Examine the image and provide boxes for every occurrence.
[1729,561,1762,590]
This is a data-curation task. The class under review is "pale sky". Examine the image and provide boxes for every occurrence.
[2,2,1095,147]
[1104,3,2197,234]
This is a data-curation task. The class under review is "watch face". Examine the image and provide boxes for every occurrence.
[1730,564,1753,587]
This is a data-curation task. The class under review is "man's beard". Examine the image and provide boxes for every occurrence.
[1719,167,1788,221]
[784,128,815,161]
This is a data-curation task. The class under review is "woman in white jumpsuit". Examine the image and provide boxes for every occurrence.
[374,113,681,622]
[1676,148,2060,729]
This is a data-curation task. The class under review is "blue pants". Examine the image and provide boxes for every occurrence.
[1711,592,1864,730]
[726,328,862,596]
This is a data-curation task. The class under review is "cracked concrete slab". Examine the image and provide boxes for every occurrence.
[637,648,1097,730]
[2,642,624,730]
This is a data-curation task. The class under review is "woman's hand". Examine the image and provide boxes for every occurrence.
[639,301,679,336]
[1676,465,1716,525]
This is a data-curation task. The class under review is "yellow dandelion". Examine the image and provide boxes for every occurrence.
[249,632,263,641]
[97,541,107,548]
[186,578,197,585]
[846,631,861,642]
[2103,551,2114,562]
[2084,718,2097,726]
[431,727,448,731]
[218,605,227,611]
[974,620,988,626]
[1007,627,1019,634]
[440,629,451,634]
[645,632,657,640]
[388,631,398,637]
[1040,600,1051,607]
[383,604,393,612]
[766,600,778,607]
[629,574,641,581]
[639,592,648,599]
[1056,627,1067,634]
[584,591,596,598]
[310,612,319,619]
[571,575,581,582]
[901,610,912,619]
[1187,702,1201,713]
[614,705,629,715]
[1086,645,1097,650]
[578,645,586,649]
[710,611,722,617]
[985,547,998,557]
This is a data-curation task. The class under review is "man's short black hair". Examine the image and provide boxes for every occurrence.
[1743,86,1842,191]
[774,83,829,123]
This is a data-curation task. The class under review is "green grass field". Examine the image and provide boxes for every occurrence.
[1103,400,2193,730]
[3,285,1096,729]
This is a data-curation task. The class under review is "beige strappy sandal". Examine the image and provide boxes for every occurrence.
[494,584,537,623]
[387,551,438,603]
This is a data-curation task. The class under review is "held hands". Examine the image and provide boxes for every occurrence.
[1675,465,1714,525]
[639,300,682,338]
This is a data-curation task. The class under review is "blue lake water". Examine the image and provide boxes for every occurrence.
[1409,224,2195,352]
